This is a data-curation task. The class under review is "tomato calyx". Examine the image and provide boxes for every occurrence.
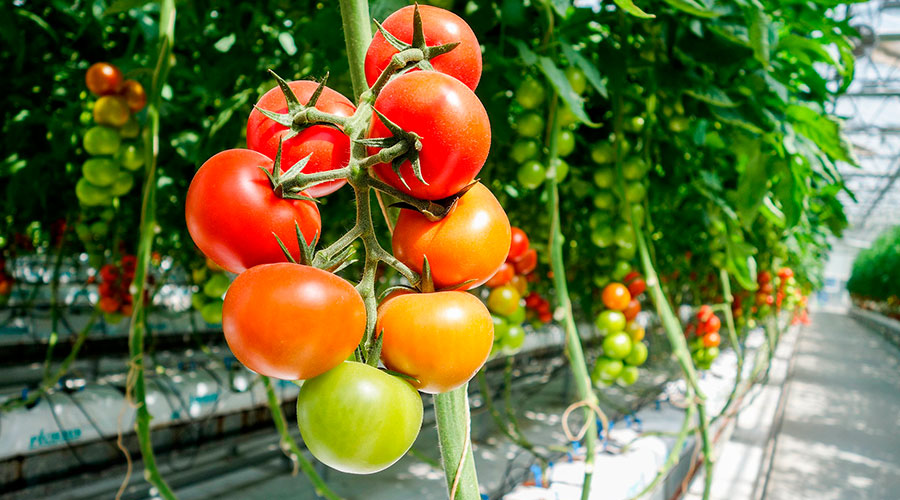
[383,179,478,222]
[368,4,461,94]
[253,70,349,135]
[260,140,351,201]
[357,108,425,186]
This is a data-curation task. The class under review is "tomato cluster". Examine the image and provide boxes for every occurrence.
[190,258,231,325]
[688,305,722,370]
[591,281,648,387]
[76,62,146,208]
[185,5,500,475]
[95,255,136,320]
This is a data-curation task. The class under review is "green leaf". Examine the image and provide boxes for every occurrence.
[777,35,842,73]
[550,0,572,17]
[735,143,768,226]
[725,236,758,291]
[711,107,765,135]
[210,89,252,138]
[786,105,856,165]
[684,87,739,108]
[760,196,786,228]
[278,32,298,56]
[515,41,598,126]
[748,6,771,67]
[214,34,236,53]
[660,0,721,18]
[561,44,608,98]
[103,0,153,15]
[611,0,655,19]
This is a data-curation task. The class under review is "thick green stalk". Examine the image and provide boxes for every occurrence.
[545,94,598,500]
[434,385,480,500]
[626,396,697,500]
[338,0,372,99]
[261,377,342,500]
[42,239,67,378]
[711,269,744,424]
[126,2,176,498]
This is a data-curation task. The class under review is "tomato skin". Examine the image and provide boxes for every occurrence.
[700,315,721,334]
[487,285,521,316]
[596,310,626,333]
[392,183,510,290]
[625,321,645,342]
[93,96,131,127]
[120,80,147,111]
[508,227,530,261]
[602,283,632,311]
[223,263,365,380]
[84,126,121,156]
[377,291,494,393]
[297,361,423,474]
[185,149,321,273]
[625,342,648,366]
[702,331,721,348]
[627,277,646,297]
[485,262,515,288]
[592,357,624,385]
[617,365,639,386]
[364,5,482,90]
[623,298,641,321]
[512,248,537,275]
[86,62,123,96]
[247,81,355,197]
[370,72,490,200]
[602,332,633,360]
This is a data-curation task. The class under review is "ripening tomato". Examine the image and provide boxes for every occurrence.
[697,304,713,322]
[83,126,121,156]
[185,149,321,273]
[623,298,641,321]
[120,80,147,112]
[392,183,509,290]
[701,315,721,334]
[377,291,493,393]
[223,263,365,380]
[757,271,771,284]
[512,248,537,275]
[369,72,490,200]
[602,283,631,311]
[247,80,355,197]
[509,274,528,295]
[99,296,120,313]
[364,5,482,90]
[703,331,721,348]
[485,262,515,288]
[625,321,645,342]
[297,361,423,474]
[508,227,530,261]
[487,285,521,316]
[93,96,131,127]
[85,62,122,96]
[778,267,794,279]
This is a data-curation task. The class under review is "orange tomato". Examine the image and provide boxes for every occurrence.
[703,331,721,348]
[85,62,122,96]
[623,298,641,321]
[485,262,515,288]
[392,183,510,290]
[601,283,631,311]
[376,291,493,394]
[121,80,147,111]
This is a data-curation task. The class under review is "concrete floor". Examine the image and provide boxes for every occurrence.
[761,312,900,500]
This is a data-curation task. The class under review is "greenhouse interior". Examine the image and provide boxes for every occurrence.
[1,0,899,499]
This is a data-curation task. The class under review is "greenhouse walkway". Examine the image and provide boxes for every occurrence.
[759,311,900,500]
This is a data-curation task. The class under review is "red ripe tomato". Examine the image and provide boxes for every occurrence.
[185,149,321,274]
[602,283,632,311]
[99,264,119,282]
[376,291,493,393]
[120,80,147,112]
[98,281,115,298]
[627,278,646,297]
[512,248,537,275]
[86,62,123,96]
[760,282,774,294]
[623,298,641,321]
[369,72,490,200]
[623,271,641,283]
[247,81,355,197]
[364,5,482,91]
[223,263,365,380]
[524,291,542,309]
[99,296,120,313]
[508,227,530,261]
[703,331,721,348]
[757,270,771,284]
[485,262,515,288]
[778,267,794,279]
[701,315,721,334]
[697,305,713,322]
[392,183,509,290]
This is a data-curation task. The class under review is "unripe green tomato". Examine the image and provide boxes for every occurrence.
[516,78,546,109]
[557,105,578,127]
[557,130,576,157]
[624,116,645,133]
[592,357,623,385]
[630,204,645,227]
[117,142,145,171]
[624,182,647,203]
[625,342,648,366]
[203,273,231,298]
[120,117,140,139]
[200,299,224,324]
[591,226,615,248]
[516,113,545,138]
[669,116,690,133]
[614,224,636,248]
[602,331,633,359]
[706,346,720,360]
[517,161,546,189]
[487,285,521,316]
[75,222,91,241]
[597,310,627,334]
[191,292,206,311]
[79,110,93,126]
[616,243,636,260]
[507,305,526,324]
[689,337,705,352]
[565,66,588,95]
[591,143,615,164]
[192,268,208,284]
[622,157,647,180]
[549,158,569,182]
[510,139,540,164]
[589,211,612,229]
[100,208,116,221]
[90,220,109,237]
[109,171,134,197]
[501,325,526,353]
[611,260,631,281]
[83,126,121,155]
[593,274,611,289]
[75,178,113,207]
[492,314,511,340]
[617,365,639,386]
[593,167,615,188]
[82,158,121,187]
[593,191,615,210]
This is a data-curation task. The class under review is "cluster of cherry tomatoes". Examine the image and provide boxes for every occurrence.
[190,258,231,325]
[484,227,545,356]
[95,255,136,320]
[76,62,146,208]
[73,207,117,268]
[186,5,504,475]
[0,257,13,304]
[591,278,648,387]
[687,305,722,370]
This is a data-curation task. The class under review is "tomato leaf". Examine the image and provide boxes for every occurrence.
[612,0,656,19]
[660,0,721,18]
[550,0,572,17]
[748,6,772,68]
[514,41,598,127]
[684,87,739,108]
[735,143,769,227]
